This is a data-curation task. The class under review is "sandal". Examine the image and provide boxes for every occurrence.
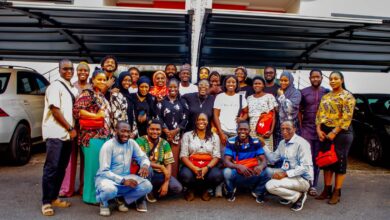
[308,187,318,196]
[41,204,54,216]
[51,198,71,208]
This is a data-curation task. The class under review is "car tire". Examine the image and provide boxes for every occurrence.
[8,124,31,165]
[364,134,383,166]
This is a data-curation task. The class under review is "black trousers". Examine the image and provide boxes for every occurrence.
[179,166,224,191]
[42,138,72,204]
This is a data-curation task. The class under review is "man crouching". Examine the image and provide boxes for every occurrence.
[95,121,152,216]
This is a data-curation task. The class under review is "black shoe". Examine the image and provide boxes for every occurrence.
[279,199,292,205]
[226,188,236,202]
[291,192,307,212]
[146,193,157,203]
[255,194,265,204]
[135,199,148,212]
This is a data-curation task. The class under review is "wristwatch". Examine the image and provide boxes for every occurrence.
[67,126,74,132]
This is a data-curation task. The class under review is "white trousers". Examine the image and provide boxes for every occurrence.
[266,174,310,203]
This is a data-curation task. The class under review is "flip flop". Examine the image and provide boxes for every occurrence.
[51,198,71,208]
[41,204,54,216]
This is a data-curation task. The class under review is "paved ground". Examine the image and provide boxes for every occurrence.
[0,149,389,220]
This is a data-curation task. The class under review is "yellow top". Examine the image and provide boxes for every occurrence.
[315,90,356,130]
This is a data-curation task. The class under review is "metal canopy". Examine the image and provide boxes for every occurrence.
[0,2,191,64]
[200,9,390,72]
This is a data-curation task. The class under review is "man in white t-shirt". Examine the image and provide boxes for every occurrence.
[41,59,78,216]
[178,64,198,95]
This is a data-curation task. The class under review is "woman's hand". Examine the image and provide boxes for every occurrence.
[327,132,336,141]
[263,131,272,138]
[137,114,147,123]
[317,129,327,142]
[200,167,209,179]
[219,132,227,145]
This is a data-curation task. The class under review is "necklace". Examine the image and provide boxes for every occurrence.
[198,95,207,108]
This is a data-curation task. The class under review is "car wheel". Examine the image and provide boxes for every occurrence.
[364,134,383,166]
[8,124,31,165]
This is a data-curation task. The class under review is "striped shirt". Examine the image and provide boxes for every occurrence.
[224,136,264,161]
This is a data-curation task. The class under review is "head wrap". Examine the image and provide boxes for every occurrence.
[117,71,132,96]
[149,71,168,99]
[137,76,151,87]
[77,62,90,71]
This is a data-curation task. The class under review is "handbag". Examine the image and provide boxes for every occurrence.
[130,160,140,174]
[235,157,259,174]
[316,143,338,168]
[189,153,213,168]
[79,118,104,130]
[256,111,274,135]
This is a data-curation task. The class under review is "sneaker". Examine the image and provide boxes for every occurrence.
[146,193,157,203]
[135,199,148,212]
[291,192,307,212]
[226,188,236,202]
[279,199,292,205]
[255,194,265,204]
[116,199,128,212]
[100,204,111,216]
[251,191,257,198]
[215,184,223,198]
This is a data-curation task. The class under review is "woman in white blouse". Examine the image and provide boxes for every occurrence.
[180,113,223,201]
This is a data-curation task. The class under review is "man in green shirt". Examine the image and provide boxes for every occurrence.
[136,119,183,202]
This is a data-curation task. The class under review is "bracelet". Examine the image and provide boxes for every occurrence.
[331,129,337,135]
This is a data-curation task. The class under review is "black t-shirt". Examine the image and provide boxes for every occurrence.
[181,92,215,132]
[264,84,280,97]
[239,85,254,98]
[130,93,156,136]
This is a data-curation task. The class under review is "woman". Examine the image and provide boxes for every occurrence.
[130,76,156,136]
[208,71,223,96]
[182,79,215,132]
[247,76,278,151]
[149,70,168,102]
[180,113,223,201]
[315,71,355,205]
[110,71,138,138]
[213,75,248,147]
[73,69,111,204]
[59,62,91,197]
[156,78,188,178]
[128,67,140,93]
[199,66,210,80]
[274,71,301,146]
[235,66,254,98]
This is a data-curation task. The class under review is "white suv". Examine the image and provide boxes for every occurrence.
[0,66,50,165]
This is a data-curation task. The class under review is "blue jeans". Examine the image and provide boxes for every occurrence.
[150,171,183,196]
[42,139,72,204]
[223,167,270,196]
[95,175,152,207]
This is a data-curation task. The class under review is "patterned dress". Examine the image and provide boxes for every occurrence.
[110,92,138,136]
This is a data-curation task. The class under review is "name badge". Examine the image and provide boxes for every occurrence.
[282,160,290,171]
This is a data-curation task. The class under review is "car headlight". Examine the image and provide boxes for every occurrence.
[385,125,390,135]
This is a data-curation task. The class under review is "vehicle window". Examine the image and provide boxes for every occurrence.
[369,97,390,116]
[354,97,367,113]
[0,73,11,94]
[17,71,38,95]
[34,74,49,95]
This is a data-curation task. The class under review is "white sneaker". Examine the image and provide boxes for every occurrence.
[215,183,223,198]
[100,205,111,216]
[117,200,129,212]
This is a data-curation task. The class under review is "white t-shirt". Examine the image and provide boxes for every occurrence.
[42,78,77,141]
[128,86,138,93]
[213,93,248,134]
[179,83,198,96]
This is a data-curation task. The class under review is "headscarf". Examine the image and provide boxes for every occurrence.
[137,76,151,97]
[149,71,168,99]
[77,61,90,71]
[278,71,301,103]
[116,71,134,130]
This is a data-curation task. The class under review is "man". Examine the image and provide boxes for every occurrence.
[100,55,118,99]
[299,69,329,196]
[178,63,198,95]
[223,121,269,203]
[136,119,183,203]
[41,59,78,216]
[263,65,280,97]
[265,121,313,212]
[95,121,152,216]
[165,63,178,80]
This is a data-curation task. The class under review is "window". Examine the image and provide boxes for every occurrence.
[0,73,10,94]
[34,74,49,95]
[17,72,37,95]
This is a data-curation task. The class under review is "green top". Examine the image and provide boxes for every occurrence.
[136,136,175,166]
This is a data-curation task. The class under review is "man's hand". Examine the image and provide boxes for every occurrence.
[137,114,147,123]
[219,132,227,145]
[236,164,254,177]
[69,129,77,139]
[272,171,287,180]
[253,165,263,176]
[110,88,119,94]
[138,165,149,178]
[107,77,116,88]
[277,88,284,96]
[123,179,138,188]
[159,181,169,197]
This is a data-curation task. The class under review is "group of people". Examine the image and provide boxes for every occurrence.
[40,55,356,216]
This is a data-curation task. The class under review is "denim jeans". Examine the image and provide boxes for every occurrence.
[223,167,270,196]
[150,171,183,196]
[95,175,153,207]
[42,138,72,204]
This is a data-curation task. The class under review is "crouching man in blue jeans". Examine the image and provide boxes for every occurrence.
[223,121,269,203]
[95,121,152,216]
[265,120,313,212]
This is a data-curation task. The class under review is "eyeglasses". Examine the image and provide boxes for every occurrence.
[62,67,74,71]
[264,71,275,74]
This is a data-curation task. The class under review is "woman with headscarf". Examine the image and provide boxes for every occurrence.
[235,66,254,98]
[156,78,189,178]
[73,69,111,204]
[274,71,302,147]
[149,70,168,102]
[130,76,157,136]
[110,71,138,138]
